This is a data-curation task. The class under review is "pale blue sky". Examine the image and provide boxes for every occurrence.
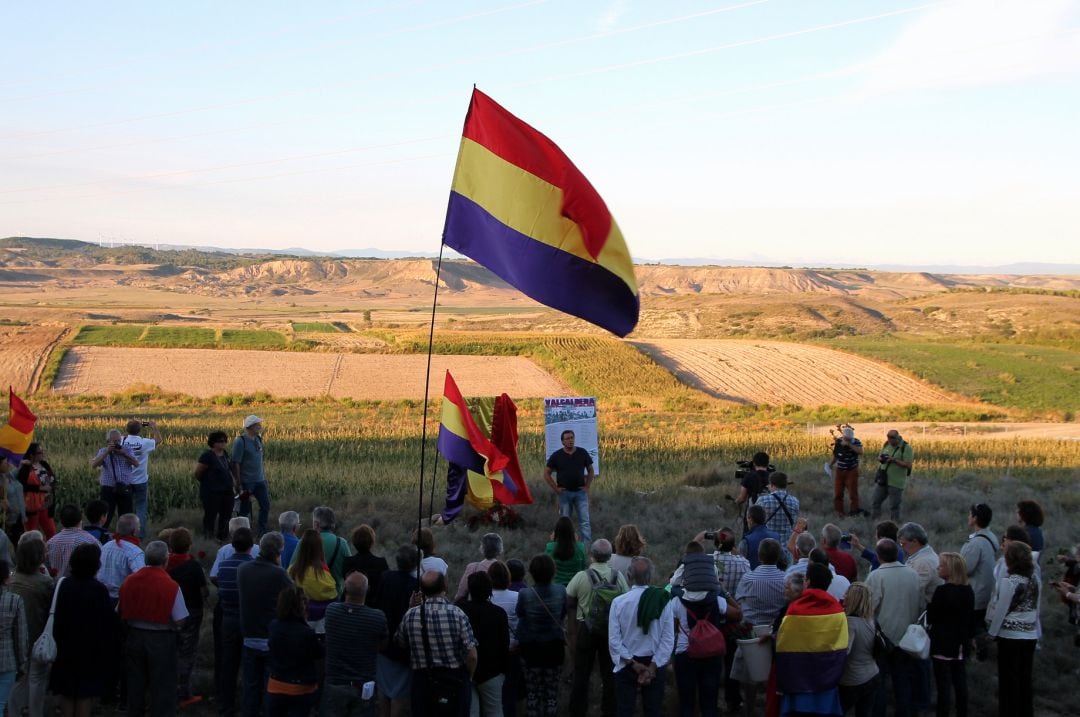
[2,0,1078,265]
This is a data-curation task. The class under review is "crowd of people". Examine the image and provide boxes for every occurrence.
[0,421,1076,717]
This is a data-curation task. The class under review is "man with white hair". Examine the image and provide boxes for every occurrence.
[278,510,301,567]
[210,517,260,581]
[97,513,144,601]
[608,557,675,717]
[118,539,188,715]
[785,531,819,577]
[90,428,139,525]
[454,532,504,602]
[567,539,628,717]
[232,415,270,535]
[830,424,864,517]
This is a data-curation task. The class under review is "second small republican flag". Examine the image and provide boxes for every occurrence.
[444,88,639,337]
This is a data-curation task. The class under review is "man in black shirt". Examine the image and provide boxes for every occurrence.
[544,430,595,543]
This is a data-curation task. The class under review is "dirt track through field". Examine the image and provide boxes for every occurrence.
[0,325,67,394]
[634,339,955,406]
[52,347,572,399]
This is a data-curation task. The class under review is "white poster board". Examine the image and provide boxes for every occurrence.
[543,396,599,476]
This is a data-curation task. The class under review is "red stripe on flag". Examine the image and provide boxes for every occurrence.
[8,389,36,434]
[443,372,509,475]
[461,88,612,261]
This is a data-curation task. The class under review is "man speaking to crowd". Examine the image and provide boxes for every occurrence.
[544,430,594,544]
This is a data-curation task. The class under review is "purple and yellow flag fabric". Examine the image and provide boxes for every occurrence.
[437,371,510,522]
[774,588,849,695]
[0,388,36,463]
[444,88,639,337]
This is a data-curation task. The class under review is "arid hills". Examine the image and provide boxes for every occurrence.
[2,237,1079,340]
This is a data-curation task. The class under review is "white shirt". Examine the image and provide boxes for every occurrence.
[828,574,851,602]
[608,586,676,670]
[671,595,729,654]
[491,589,520,648]
[120,435,157,485]
[422,555,448,577]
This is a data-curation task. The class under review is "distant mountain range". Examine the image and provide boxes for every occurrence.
[108,242,1080,276]
[6,236,1078,275]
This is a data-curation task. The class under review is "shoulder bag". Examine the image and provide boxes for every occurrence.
[898,610,930,660]
[32,576,65,663]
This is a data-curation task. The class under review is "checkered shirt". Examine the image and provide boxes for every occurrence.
[47,527,98,577]
[713,551,751,597]
[754,491,800,543]
[395,596,477,670]
[93,447,137,488]
[96,539,146,599]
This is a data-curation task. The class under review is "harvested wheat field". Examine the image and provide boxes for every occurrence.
[633,339,955,406]
[0,325,67,393]
[52,347,572,399]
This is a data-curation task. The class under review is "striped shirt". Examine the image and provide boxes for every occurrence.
[92,447,137,488]
[217,552,254,617]
[46,527,98,577]
[735,565,787,628]
[395,596,477,670]
[96,539,145,599]
[324,602,388,684]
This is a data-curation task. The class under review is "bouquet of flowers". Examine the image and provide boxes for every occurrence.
[467,502,525,532]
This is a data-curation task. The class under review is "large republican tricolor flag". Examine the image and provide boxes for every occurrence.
[0,388,37,463]
[443,88,639,337]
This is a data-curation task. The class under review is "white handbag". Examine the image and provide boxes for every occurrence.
[898,611,930,660]
[31,576,64,664]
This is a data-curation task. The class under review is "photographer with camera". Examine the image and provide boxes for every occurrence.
[870,430,914,522]
[733,452,772,534]
[829,424,865,518]
[91,428,139,525]
[122,418,162,540]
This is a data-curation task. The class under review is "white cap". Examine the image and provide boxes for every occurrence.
[243,415,263,429]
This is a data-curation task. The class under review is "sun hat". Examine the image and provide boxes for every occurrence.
[243,415,263,429]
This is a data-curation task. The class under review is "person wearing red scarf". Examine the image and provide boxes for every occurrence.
[118,540,188,716]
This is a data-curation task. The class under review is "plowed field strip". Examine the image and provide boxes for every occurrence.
[0,325,67,394]
[52,347,572,399]
[633,340,955,406]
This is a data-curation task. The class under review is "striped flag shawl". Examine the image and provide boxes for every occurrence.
[774,588,849,695]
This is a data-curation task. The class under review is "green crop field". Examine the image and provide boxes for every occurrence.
[291,321,340,333]
[827,336,1080,415]
[142,326,217,348]
[71,324,146,345]
[218,329,288,349]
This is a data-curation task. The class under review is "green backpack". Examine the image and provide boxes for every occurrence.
[585,568,624,634]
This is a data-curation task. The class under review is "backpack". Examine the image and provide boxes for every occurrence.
[585,568,623,634]
[682,601,727,659]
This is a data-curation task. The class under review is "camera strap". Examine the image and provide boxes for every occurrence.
[766,492,795,532]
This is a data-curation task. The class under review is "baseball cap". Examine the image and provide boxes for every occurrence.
[243,415,263,429]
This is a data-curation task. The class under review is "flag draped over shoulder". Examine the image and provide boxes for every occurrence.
[444,88,639,337]
[0,388,36,463]
[774,588,849,695]
[437,373,531,523]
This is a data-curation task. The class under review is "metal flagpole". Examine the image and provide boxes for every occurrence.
[416,240,446,578]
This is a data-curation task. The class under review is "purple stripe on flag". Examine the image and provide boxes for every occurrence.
[442,463,469,524]
[437,426,486,475]
[444,192,640,337]
[775,649,847,694]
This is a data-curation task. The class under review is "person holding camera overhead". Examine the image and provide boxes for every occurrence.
[829,424,865,518]
[121,419,162,540]
[870,430,914,522]
[91,429,139,526]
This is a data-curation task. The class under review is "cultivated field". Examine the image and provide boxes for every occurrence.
[51,346,572,399]
[0,324,67,393]
[634,339,956,406]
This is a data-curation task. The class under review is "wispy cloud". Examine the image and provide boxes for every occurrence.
[858,0,1080,92]
[596,0,627,33]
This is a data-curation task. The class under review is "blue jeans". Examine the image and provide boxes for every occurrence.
[558,490,591,544]
[0,671,16,715]
[238,481,271,535]
[132,482,149,539]
[241,647,270,717]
